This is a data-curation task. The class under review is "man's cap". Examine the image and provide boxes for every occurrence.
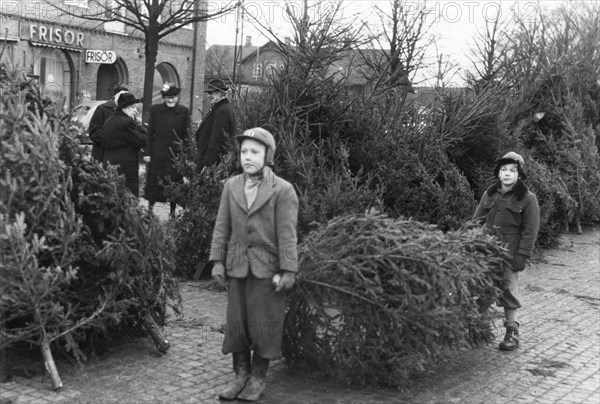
[205,78,229,93]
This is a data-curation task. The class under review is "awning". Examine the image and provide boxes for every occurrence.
[0,35,19,42]
[30,41,83,52]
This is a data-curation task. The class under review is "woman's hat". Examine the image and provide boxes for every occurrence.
[117,92,142,109]
[113,83,129,95]
[161,83,181,97]
[494,151,527,180]
[205,79,229,93]
[235,127,276,165]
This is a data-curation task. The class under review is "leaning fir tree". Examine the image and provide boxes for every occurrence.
[0,63,180,389]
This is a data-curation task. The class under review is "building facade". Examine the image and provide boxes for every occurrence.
[0,0,207,121]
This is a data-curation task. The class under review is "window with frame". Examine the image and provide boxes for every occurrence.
[104,0,126,33]
[252,63,263,78]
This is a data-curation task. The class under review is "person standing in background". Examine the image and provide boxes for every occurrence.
[88,83,129,161]
[195,79,237,173]
[101,93,147,197]
[143,83,191,217]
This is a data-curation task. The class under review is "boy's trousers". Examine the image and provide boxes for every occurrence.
[222,272,286,360]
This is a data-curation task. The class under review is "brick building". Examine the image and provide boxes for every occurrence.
[0,0,207,121]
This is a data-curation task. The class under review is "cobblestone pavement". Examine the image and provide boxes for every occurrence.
[1,218,598,404]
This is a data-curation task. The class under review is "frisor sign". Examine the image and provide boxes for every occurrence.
[25,23,85,48]
[85,50,116,64]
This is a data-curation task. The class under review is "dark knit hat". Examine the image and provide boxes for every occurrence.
[493,151,527,180]
[235,127,276,165]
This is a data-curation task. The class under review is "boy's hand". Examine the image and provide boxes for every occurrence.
[212,262,227,288]
[512,254,527,271]
[275,272,296,292]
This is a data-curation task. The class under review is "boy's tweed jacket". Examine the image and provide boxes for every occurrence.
[209,168,299,278]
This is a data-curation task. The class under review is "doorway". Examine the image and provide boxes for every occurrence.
[95,57,128,100]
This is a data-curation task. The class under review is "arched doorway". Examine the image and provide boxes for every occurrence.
[153,62,180,104]
[96,57,128,100]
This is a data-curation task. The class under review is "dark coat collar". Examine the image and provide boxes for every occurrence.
[211,98,229,110]
[486,180,528,201]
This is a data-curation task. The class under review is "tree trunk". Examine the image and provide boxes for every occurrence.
[141,312,170,354]
[40,338,62,390]
[142,30,160,124]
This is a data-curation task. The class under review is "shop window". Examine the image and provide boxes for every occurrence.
[33,48,71,109]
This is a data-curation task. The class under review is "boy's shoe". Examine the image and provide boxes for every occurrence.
[499,321,520,351]
[218,351,250,400]
[237,355,270,402]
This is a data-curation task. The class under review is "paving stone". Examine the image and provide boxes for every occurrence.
[1,227,598,403]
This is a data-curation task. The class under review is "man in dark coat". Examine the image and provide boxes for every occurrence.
[195,79,237,172]
[143,83,192,216]
[88,83,129,161]
[101,93,147,197]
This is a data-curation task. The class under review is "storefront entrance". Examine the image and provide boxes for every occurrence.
[95,57,128,100]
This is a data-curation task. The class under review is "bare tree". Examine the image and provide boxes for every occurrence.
[466,16,511,90]
[361,1,432,94]
[49,0,237,121]
[205,46,235,80]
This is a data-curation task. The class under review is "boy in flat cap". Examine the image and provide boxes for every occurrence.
[473,151,540,351]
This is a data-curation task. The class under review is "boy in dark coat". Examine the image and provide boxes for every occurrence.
[101,93,147,197]
[88,83,129,161]
[195,79,237,172]
[473,151,540,351]
[143,83,191,217]
[210,127,298,401]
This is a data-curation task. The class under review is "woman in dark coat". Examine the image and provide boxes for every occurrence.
[143,83,191,216]
[101,92,147,197]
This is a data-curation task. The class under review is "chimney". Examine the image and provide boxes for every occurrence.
[245,36,252,47]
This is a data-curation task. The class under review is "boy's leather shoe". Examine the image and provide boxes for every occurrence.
[499,321,520,351]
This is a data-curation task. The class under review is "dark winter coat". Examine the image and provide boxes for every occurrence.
[88,100,117,161]
[209,167,299,279]
[195,98,236,170]
[101,110,147,197]
[473,180,540,260]
[144,103,191,203]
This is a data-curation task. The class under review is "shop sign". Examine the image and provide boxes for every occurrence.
[85,50,116,64]
[24,23,85,48]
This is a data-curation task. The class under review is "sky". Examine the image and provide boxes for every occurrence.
[204,0,566,86]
